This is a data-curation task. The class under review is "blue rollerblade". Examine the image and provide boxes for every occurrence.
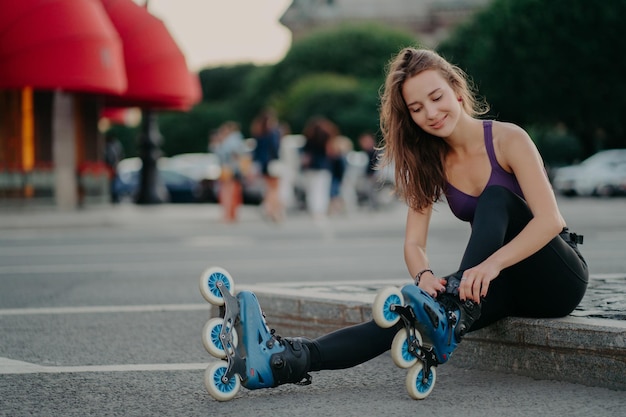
[199,267,312,401]
[372,278,480,399]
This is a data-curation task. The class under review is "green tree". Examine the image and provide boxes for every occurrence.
[198,64,257,102]
[197,63,270,135]
[438,0,626,159]
[270,23,416,88]
[157,64,270,155]
[158,102,236,156]
[104,124,139,158]
[274,73,380,140]
[259,23,418,140]
[262,23,416,94]
[157,23,418,154]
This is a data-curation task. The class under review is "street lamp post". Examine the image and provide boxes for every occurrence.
[135,109,164,204]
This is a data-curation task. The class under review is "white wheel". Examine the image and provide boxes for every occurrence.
[199,266,235,306]
[391,330,422,369]
[205,361,240,401]
[405,363,436,400]
[202,318,238,359]
[372,286,404,328]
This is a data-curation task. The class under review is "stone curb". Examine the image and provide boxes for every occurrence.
[214,281,626,392]
[455,316,626,391]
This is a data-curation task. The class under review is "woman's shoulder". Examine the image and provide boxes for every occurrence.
[491,120,534,148]
[491,120,528,138]
[490,120,537,168]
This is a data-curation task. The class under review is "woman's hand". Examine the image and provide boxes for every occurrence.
[418,273,447,298]
[458,261,501,303]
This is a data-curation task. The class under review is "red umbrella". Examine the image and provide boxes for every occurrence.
[101,0,201,110]
[0,0,127,94]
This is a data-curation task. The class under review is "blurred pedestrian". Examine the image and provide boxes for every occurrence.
[104,133,124,204]
[251,109,284,222]
[300,116,338,219]
[210,121,247,223]
[358,131,381,210]
[327,135,351,215]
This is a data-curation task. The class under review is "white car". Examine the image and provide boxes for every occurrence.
[165,153,222,183]
[552,149,626,197]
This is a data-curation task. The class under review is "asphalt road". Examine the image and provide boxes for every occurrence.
[0,197,625,416]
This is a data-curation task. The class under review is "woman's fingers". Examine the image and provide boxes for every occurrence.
[460,275,486,303]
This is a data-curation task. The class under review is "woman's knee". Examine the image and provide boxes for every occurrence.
[477,186,531,217]
[478,185,520,205]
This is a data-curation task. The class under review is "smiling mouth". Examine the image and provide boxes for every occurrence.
[430,117,446,129]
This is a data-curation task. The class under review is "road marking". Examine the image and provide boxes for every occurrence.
[0,357,209,374]
[0,261,207,274]
[592,273,626,279]
[0,236,255,257]
[0,303,210,316]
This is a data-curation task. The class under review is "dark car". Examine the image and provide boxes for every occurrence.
[115,157,202,203]
[162,153,220,203]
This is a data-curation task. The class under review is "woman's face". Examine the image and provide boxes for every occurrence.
[401,69,463,138]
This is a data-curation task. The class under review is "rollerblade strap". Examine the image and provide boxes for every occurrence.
[560,228,583,245]
[270,337,313,387]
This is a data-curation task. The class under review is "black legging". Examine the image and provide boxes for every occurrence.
[308,185,588,371]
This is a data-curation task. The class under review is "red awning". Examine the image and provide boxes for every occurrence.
[0,0,127,94]
[101,0,201,111]
[100,107,140,126]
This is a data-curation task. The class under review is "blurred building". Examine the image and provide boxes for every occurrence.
[281,0,491,47]
[0,0,201,209]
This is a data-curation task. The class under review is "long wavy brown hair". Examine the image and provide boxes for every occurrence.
[379,48,488,211]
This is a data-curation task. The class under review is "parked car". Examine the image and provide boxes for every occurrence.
[165,153,221,202]
[552,149,626,197]
[344,149,396,208]
[165,152,264,205]
[115,157,202,203]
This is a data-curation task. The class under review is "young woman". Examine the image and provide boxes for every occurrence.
[201,47,588,400]
[379,47,588,329]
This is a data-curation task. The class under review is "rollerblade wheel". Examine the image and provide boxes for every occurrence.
[202,318,239,359]
[372,286,404,328]
[199,266,235,306]
[391,330,422,369]
[405,363,436,400]
[205,361,241,401]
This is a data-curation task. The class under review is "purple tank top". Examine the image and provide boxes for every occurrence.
[444,120,524,223]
